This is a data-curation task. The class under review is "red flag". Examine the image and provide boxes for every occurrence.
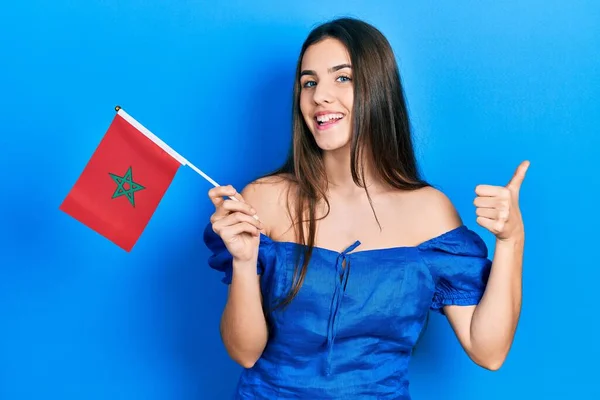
[60,110,182,251]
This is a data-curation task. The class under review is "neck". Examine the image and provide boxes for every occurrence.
[322,145,380,197]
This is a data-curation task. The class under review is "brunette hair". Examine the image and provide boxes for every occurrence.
[265,17,430,310]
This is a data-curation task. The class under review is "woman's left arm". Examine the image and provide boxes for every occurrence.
[444,160,530,371]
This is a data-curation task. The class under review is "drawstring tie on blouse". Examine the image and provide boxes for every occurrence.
[325,240,361,376]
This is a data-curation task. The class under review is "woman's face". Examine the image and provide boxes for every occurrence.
[299,38,354,151]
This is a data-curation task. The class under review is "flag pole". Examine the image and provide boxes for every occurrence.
[115,105,219,184]
[113,106,257,217]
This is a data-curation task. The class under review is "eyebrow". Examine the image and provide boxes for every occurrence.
[300,63,352,77]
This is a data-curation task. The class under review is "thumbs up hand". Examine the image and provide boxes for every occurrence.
[474,161,530,242]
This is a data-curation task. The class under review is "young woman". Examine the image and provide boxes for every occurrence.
[204,17,528,399]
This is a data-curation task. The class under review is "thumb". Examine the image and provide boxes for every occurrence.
[507,160,530,192]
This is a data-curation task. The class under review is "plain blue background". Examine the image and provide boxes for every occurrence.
[1,1,598,399]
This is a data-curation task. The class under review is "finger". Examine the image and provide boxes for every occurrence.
[475,185,511,199]
[208,185,246,220]
[213,211,263,233]
[476,216,504,233]
[221,199,257,217]
[227,189,247,204]
[507,160,530,191]
[220,221,261,239]
[476,207,508,221]
[208,185,238,205]
[226,190,263,221]
[209,195,225,214]
[474,196,509,209]
[208,185,262,221]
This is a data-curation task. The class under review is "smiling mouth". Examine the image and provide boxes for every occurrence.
[315,113,345,128]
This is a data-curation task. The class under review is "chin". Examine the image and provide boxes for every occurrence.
[308,126,352,152]
[313,137,352,152]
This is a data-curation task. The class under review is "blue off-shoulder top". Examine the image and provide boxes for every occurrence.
[203,223,492,400]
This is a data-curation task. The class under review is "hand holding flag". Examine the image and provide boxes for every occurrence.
[208,185,264,263]
[60,106,247,252]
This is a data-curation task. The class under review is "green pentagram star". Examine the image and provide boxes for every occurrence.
[109,166,145,207]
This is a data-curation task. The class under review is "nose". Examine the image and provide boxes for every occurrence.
[313,81,334,104]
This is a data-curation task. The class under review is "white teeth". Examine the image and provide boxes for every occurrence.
[316,113,344,123]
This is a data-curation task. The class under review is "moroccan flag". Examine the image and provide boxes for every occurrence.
[59,107,185,251]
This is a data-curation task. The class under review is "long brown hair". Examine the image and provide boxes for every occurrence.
[265,17,430,310]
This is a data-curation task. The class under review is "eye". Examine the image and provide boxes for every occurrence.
[337,75,352,83]
[302,80,316,88]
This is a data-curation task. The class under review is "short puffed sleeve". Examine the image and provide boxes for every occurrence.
[418,225,492,314]
[202,222,274,285]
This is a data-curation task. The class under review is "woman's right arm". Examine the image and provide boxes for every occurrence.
[221,260,268,368]
[207,183,272,368]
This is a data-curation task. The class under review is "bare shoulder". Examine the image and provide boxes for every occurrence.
[240,174,294,238]
[404,185,463,240]
[240,174,290,207]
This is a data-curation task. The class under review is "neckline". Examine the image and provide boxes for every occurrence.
[258,224,467,256]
